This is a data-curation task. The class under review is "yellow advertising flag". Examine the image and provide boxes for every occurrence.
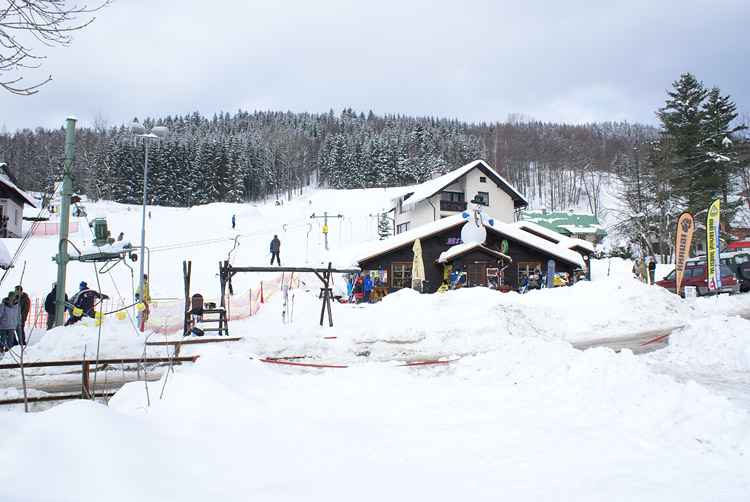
[706,199,721,290]
[674,212,694,294]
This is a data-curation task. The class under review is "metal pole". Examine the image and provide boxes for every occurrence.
[55,117,77,327]
[137,139,150,330]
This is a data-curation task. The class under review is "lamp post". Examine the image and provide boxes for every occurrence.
[129,121,167,331]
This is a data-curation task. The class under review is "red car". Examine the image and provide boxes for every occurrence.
[655,264,740,296]
[724,240,750,252]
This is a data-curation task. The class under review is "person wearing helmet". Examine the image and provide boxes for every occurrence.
[65,281,109,326]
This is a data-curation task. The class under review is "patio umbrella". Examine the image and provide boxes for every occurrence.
[412,238,426,292]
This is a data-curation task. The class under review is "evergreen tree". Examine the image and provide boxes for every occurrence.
[655,73,712,216]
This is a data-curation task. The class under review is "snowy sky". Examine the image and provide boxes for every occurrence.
[2,0,749,131]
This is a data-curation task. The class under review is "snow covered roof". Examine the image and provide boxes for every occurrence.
[437,242,511,264]
[488,221,586,268]
[512,220,596,254]
[354,213,586,268]
[519,211,606,238]
[355,214,467,264]
[70,241,134,262]
[391,160,528,212]
[0,163,37,207]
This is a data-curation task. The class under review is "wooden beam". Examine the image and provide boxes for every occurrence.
[223,265,359,274]
[0,356,197,370]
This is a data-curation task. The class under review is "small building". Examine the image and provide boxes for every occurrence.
[391,160,528,234]
[520,210,607,244]
[0,163,36,238]
[354,214,590,293]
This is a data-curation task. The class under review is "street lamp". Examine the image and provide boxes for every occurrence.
[128,121,167,331]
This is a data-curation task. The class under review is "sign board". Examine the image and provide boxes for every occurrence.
[486,268,499,277]
[684,286,697,299]
[322,225,329,234]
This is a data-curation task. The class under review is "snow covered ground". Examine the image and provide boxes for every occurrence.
[1,188,749,501]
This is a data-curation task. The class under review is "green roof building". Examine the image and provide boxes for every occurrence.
[520,210,607,244]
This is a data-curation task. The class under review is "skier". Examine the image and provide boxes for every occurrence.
[232,214,236,229]
[65,282,108,326]
[270,235,281,266]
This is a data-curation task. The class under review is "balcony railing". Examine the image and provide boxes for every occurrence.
[440,200,467,212]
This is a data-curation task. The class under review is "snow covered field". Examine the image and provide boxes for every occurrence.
[1,188,749,501]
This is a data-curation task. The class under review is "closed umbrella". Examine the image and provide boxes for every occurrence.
[412,238,426,292]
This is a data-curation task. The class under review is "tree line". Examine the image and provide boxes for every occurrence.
[1,109,654,212]
[1,72,747,262]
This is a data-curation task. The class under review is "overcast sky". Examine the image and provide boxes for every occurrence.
[2,0,749,132]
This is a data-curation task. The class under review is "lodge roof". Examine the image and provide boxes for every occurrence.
[353,213,586,268]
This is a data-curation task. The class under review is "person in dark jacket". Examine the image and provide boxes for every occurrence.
[270,235,281,266]
[14,285,30,345]
[65,282,108,326]
[648,258,656,285]
[351,277,364,303]
[44,283,67,329]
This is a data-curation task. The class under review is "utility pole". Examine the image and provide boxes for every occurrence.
[54,117,77,327]
[310,212,343,250]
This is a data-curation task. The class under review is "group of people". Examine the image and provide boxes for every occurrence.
[632,258,657,284]
[0,286,30,352]
[349,274,374,303]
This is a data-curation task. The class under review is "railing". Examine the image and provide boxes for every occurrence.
[440,200,467,212]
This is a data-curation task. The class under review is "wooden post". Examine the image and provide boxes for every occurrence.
[319,262,334,327]
[81,361,90,399]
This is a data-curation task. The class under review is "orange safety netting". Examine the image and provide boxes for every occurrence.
[26,271,307,335]
[30,221,80,236]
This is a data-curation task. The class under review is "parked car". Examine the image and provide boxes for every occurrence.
[655,264,740,296]
[685,251,750,292]
[723,240,750,253]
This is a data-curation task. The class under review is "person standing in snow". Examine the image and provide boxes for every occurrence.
[232,214,236,229]
[648,258,656,284]
[351,277,364,303]
[65,282,108,326]
[270,235,281,266]
[363,274,373,303]
[637,259,648,283]
[45,283,66,329]
[14,285,30,346]
[0,292,19,351]
[136,274,151,331]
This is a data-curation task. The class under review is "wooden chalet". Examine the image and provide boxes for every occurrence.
[356,214,590,293]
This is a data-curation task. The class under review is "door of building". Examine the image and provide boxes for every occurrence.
[467,263,486,287]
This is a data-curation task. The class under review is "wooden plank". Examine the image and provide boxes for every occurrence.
[0,356,197,370]
[146,337,241,347]
[0,390,118,405]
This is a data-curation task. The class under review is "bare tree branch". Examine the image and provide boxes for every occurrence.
[0,0,111,95]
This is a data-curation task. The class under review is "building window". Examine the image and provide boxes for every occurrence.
[476,192,489,205]
[396,222,410,234]
[518,262,542,278]
[392,262,413,288]
[441,191,464,203]
[479,176,487,183]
